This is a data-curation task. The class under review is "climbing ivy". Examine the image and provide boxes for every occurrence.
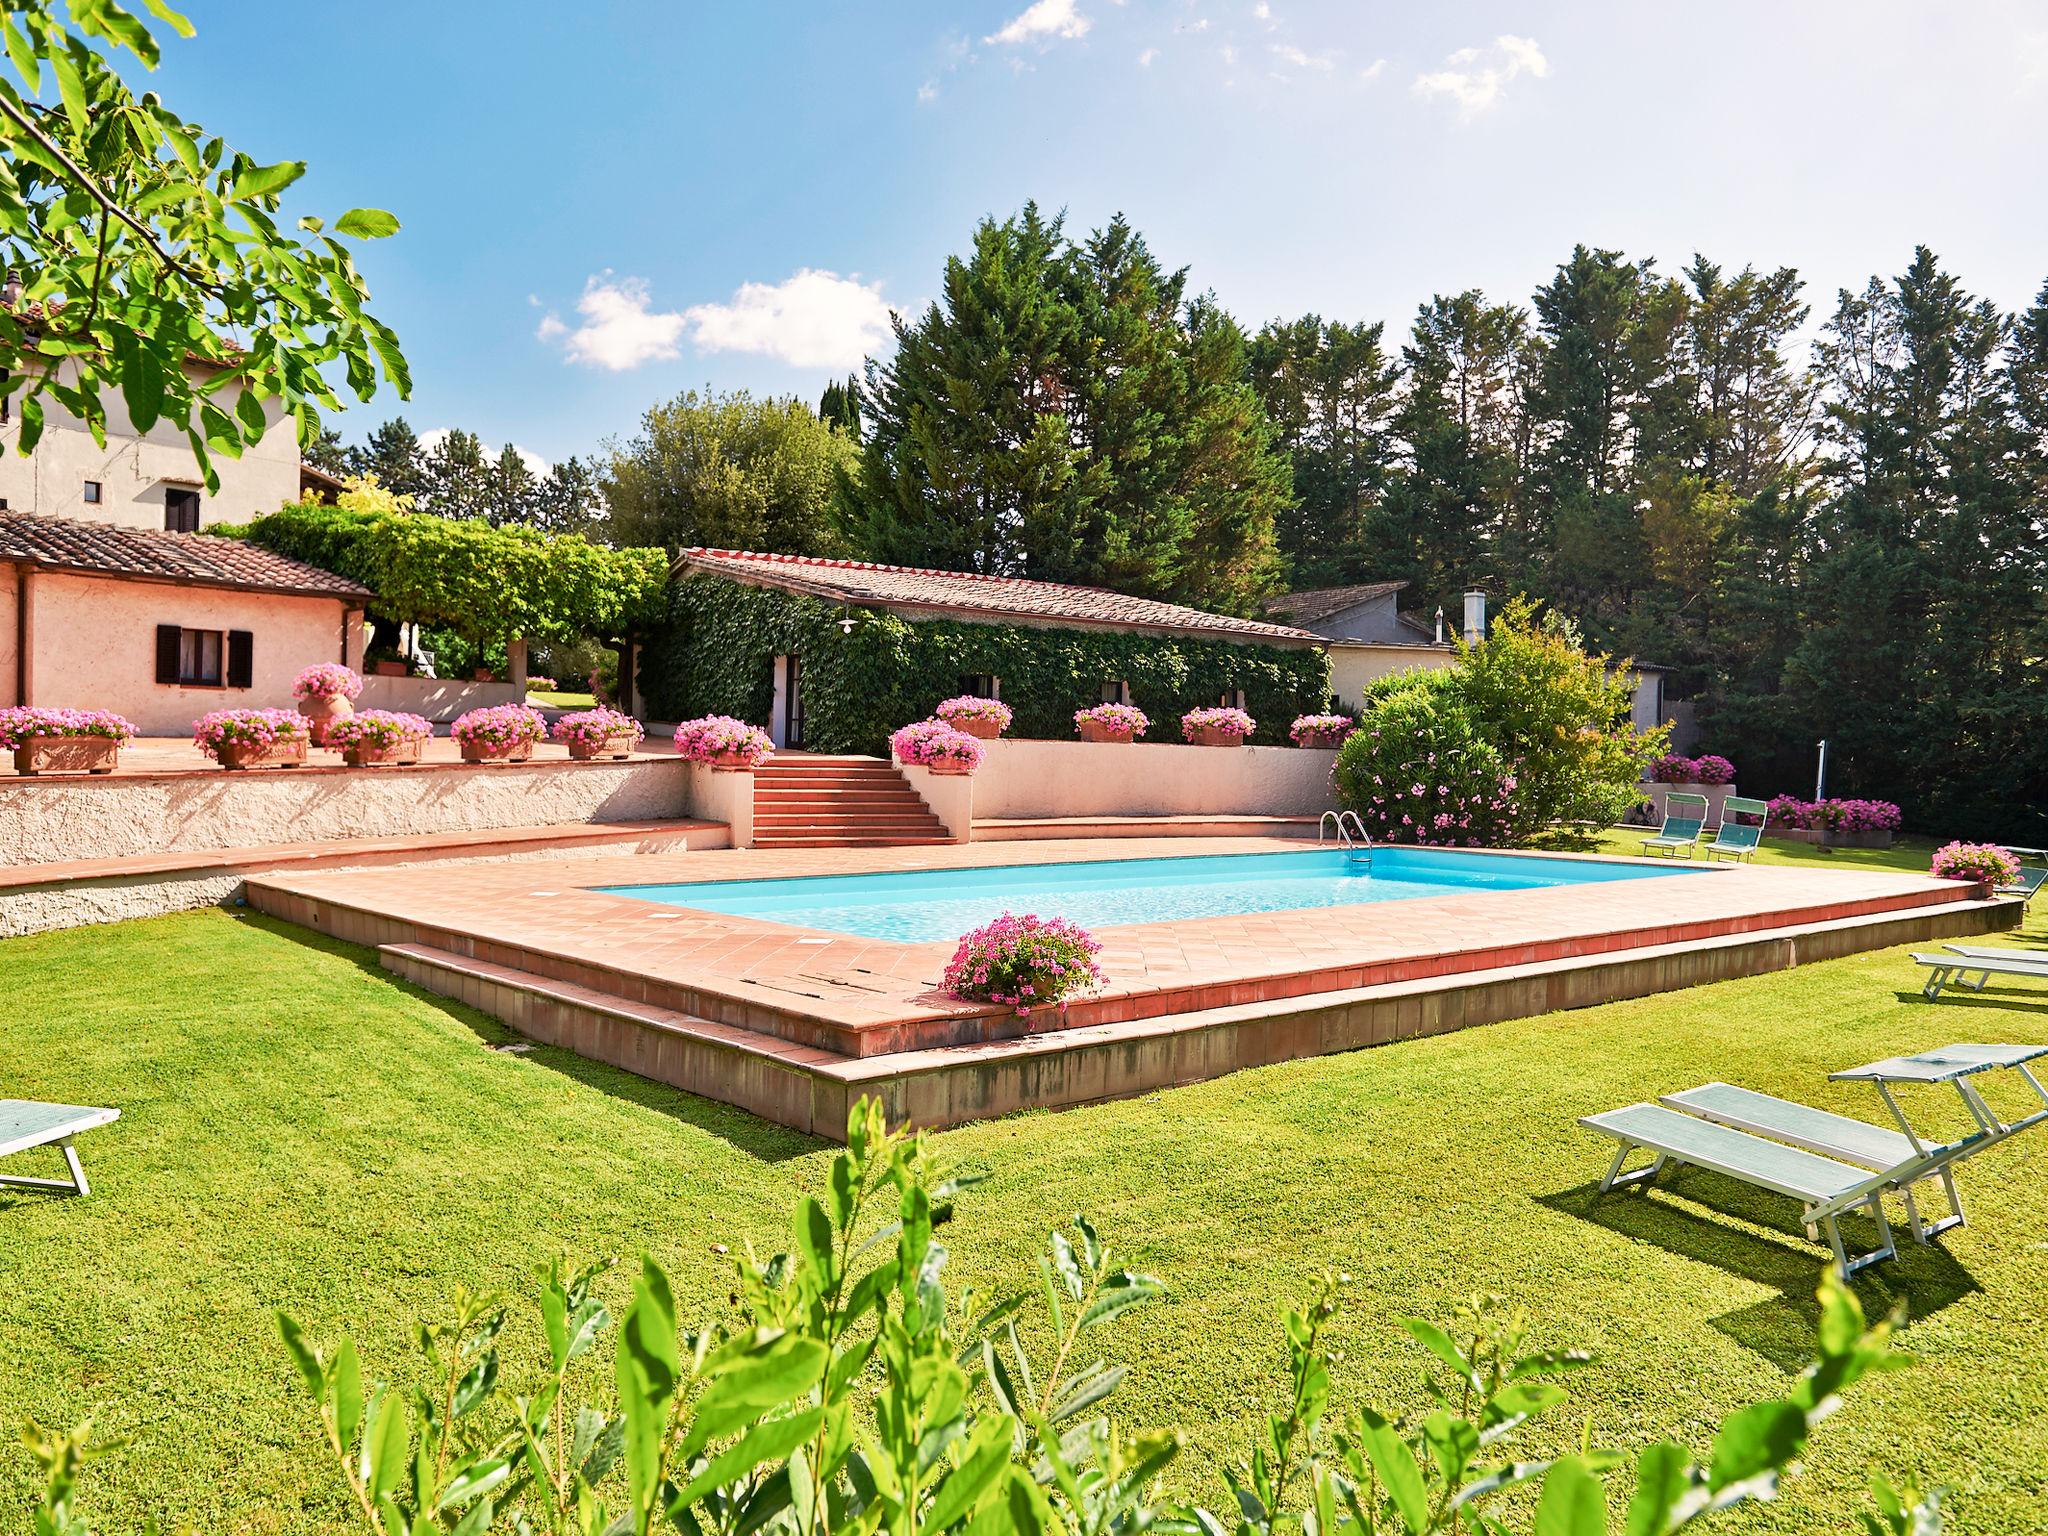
[638,575,1331,753]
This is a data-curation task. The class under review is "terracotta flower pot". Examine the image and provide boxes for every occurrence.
[213,739,308,771]
[297,694,354,746]
[473,668,496,683]
[1191,726,1245,748]
[1297,731,1347,750]
[926,759,975,776]
[13,735,120,775]
[710,749,761,772]
[343,739,422,768]
[950,717,1002,739]
[460,738,533,764]
[568,730,638,761]
[372,661,408,678]
[1078,719,1135,744]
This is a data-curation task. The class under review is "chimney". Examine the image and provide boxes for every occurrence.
[2,270,20,311]
[1433,605,1445,644]
[1462,589,1487,641]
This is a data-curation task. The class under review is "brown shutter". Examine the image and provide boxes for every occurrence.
[226,629,254,688]
[156,624,182,684]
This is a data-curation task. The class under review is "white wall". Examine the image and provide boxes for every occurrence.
[0,561,16,707]
[358,675,523,723]
[1326,643,1456,708]
[970,737,1339,819]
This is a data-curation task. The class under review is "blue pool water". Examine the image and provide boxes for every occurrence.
[597,847,1696,943]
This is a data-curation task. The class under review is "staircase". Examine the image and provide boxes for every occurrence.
[751,755,954,848]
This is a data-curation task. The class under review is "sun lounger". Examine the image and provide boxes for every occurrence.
[1995,865,2047,909]
[1914,949,2048,999]
[0,1100,119,1197]
[1702,796,1770,862]
[1640,792,1708,859]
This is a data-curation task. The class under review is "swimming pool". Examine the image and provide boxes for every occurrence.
[597,847,1698,943]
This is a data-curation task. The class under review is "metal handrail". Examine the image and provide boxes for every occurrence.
[1319,810,1373,860]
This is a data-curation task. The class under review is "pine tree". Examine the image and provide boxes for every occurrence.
[346,417,428,499]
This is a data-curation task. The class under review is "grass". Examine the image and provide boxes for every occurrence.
[1,845,2044,1532]
[525,689,596,709]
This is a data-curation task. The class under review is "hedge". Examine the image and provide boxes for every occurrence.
[638,575,1331,755]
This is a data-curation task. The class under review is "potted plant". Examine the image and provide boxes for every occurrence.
[1930,840,2020,900]
[1289,713,1355,749]
[1073,702,1149,744]
[292,663,363,746]
[553,707,644,761]
[0,706,136,775]
[1644,752,1738,829]
[473,668,497,683]
[941,912,1107,1018]
[674,715,775,771]
[327,710,433,767]
[451,704,547,763]
[1182,706,1255,748]
[933,696,1013,741]
[1764,795,1903,849]
[890,719,985,776]
[192,708,311,770]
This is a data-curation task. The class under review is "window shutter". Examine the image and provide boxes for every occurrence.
[155,624,181,684]
[226,629,254,689]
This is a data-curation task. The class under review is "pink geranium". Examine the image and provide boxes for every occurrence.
[891,718,984,770]
[1930,841,2020,888]
[1289,713,1355,747]
[0,706,136,749]
[326,711,433,750]
[942,911,1107,1015]
[1074,703,1149,737]
[674,715,774,766]
[451,704,548,749]
[934,696,1013,731]
[1182,706,1256,741]
[551,708,644,752]
[192,708,311,758]
[291,663,363,702]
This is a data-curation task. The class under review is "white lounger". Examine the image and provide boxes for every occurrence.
[0,1100,120,1197]
[1914,948,2048,999]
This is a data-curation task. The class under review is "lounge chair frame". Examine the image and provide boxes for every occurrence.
[0,1101,119,1197]
[1914,947,2048,999]
[1640,792,1709,859]
[1703,796,1770,863]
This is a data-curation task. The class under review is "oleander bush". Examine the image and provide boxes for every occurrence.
[1332,688,1521,847]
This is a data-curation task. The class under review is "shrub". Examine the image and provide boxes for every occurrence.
[1332,687,1520,846]
[1765,795,1903,832]
[1930,841,2020,887]
[1182,706,1255,741]
[934,695,1012,732]
[1691,753,1736,785]
[291,663,363,701]
[673,714,774,766]
[0,707,136,748]
[942,912,1107,1015]
[451,704,548,749]
[890,718,984,770]
[1289,712,1354,747]
[527,675,558,691]
[325,710,433,751]
[551,708,644,752]
[1650,752,1696,783]
[1074,702,1149,737]
[191,708,310,758]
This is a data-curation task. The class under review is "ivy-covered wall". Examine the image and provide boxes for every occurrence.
[638,575,1331,754]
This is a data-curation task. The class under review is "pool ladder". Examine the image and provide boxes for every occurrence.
[1319,810,1374,864]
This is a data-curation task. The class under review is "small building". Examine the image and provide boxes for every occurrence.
[0,513,370,736]
[1263,581,1456,708]
[642,549,1330,752]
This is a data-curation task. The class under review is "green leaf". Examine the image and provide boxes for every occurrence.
[1400,1319,1482,1392]
[235,383,270,442]
[1,16,39,91]
[1534,1456,1608,1536]
[120,347,165,435]
[616,1258,683,1524]
[275,1313,324,1399]
[1706,1399,1805,1493]
[673,1406,823,1507]
[1624,1442,1697,1536]
[362,1390,408,1503]
[1048,1363,1125,1423]
[144,0,197,37]
[49,43,88,138]
[363,318,412,397]
[1422,1412,1481,1485]
[923,1414,1017,1530]
[1049,1232,1086,1302]
[677,1335,830,1461]
[230,159,305,201]
[335,207,401,238]
[795,1196,837,1289]
[331,1339,364,1455]
[1356,1410,1430,1536]
[1080,1271,1163,1330]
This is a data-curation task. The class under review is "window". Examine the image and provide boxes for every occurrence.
[1218,689,1247,710]
[82,480,101,504]
[155,625,253,688]
[1096,680,1127,705]
[959,673,1000,699]
[164,487,201,532]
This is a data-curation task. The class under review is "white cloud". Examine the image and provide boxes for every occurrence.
[1252,1,1271,18]
[419,427,551,480]
[683,268,897,370]
[535,274,687,371]
[1359,56,1386,81]
[1413,34,1549,118]
[917,77,939,102]
[1218,44,1237,64]
[986,0,1089,46]
[1137,46,1158,66]
[1270,42,1333,70]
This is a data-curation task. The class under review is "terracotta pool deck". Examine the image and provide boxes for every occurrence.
[246,839,2019,1136]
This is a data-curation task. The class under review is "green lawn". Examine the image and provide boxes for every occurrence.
[2,845,2044,1533]
[525,689,596,709]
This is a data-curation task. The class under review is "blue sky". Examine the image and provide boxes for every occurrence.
[150,2,2048,469]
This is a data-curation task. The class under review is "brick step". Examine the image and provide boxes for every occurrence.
[755,774,909,788]
[750,835,956,848]
[754,815,946,831]
[754,790,931,804]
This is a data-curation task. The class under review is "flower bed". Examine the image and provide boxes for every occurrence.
[1182,706,1255,747]
[942,912,1108,1017]
[0,706,136,775]
[1289,713,1354,749]
[552,708,644,761]
[326,710,433,767]
[1073,703,1148,743]
[674,715,774,770]
[451,704,547,762]
[934,695,1013,739]
[193,708,311,770]
[890,719,984,774]
[1764,795,1902,848]
[1649,753,1735,786]
[1930,841,2019,890]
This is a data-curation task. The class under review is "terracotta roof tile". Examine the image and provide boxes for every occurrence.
[681,549,1318,644]
[0,513,372,600]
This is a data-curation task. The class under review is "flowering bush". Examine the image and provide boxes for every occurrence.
[890,718,984,770]
[192,708,311,757]
[1765,795,1903,832]
[1289,713,1355,747]
[934,695,1012,732]
[1930,841,2020,888]
[551,708,644,751]
[1690,753,1736,785]
[674,714,775,766]
[451,704,548,749]
[1649,753,1695,783]
[526,675,558,691]
[1182,706,1256,741]
[1073,702,1149,737]
[326,711,432,751]
[1332,688,1521,847]
[0,706,136,749]
[942,912,1108,1016]
[290,663,363,702]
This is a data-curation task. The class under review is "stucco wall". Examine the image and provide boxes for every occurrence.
[969,738,1338,820]
[22,570,354,736]
[0,561,17,708]
[358,675,523,722]
[682,761,756,846]
[1325,643,1456,708]
[0,361,299,529]
[897,761,975,839]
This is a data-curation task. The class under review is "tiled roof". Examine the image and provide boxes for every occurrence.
[680,549,1319,644]
[1263,581,1410,626]
[0,513,372,600]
